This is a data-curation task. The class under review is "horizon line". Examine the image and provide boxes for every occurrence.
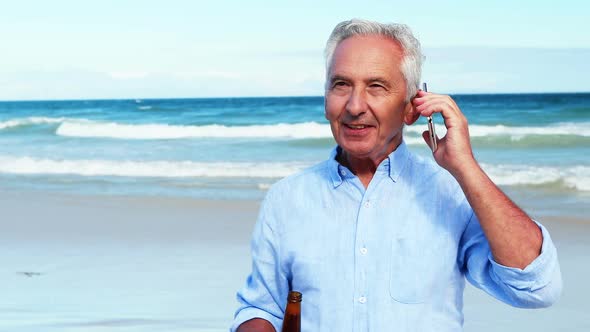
[1,90,590,103]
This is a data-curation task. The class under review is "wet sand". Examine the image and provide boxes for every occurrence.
[1,190,588,331]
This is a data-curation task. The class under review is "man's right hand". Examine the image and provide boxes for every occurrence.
[237,318,276,332]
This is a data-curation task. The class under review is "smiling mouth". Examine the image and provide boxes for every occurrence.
[345,124,371,129]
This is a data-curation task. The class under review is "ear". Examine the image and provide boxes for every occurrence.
[403,102,420,125]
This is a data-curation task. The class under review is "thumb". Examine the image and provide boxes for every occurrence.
[422,130,433,151]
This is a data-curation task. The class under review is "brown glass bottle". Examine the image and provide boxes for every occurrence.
[281,291,302,332]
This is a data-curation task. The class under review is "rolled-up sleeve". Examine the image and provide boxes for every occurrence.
[459,213,562,308]
[231,193,287,332]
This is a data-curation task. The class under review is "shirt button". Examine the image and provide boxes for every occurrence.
[364,201,370,208]
[360,247,368,255]
[340,170,346,176]
[359,296,367,304]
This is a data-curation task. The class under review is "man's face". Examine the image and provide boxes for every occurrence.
[325,35,412,161]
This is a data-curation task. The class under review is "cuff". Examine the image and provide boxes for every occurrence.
[488,221,558,291]
[231,307,282,332]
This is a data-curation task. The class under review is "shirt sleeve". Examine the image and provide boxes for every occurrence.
[458,212,562,308]
[230,192,288,332]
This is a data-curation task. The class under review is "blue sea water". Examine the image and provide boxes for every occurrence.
[0,93,588,217]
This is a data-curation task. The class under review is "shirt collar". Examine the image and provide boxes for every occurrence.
[386,140,409,182]
[328,147,345,187]
[327,140,410,187]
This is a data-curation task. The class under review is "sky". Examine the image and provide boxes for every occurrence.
[1,0,589,100]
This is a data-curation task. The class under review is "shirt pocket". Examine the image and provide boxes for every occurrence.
[389,236,438,304]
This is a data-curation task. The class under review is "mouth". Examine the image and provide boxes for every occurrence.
[342,123,374,137]
[344,123,373,130]
[346,124,370,129]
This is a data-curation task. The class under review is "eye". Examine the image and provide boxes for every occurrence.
[369,83,386,90]
[332,81,348,88]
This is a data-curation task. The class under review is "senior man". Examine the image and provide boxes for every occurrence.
[231,19,561,332]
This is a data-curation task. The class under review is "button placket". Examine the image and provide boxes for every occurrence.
[354,193,372,328]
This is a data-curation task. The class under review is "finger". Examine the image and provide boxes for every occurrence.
[417,98,461,122]
[413,93,447,110]
[411,91,432,106]
[412,90,440,105]
[414,90,430,98]
[421,130,431,149]
[421,130,439,152]
[416,99,451,117]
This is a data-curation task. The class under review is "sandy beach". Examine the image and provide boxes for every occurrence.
[1,189,588,331]
[1,190,258,332]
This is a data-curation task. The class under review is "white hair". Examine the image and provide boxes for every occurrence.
[324,19,424,102]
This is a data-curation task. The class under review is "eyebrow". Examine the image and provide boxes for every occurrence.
[329,74,392,88]
[365,77,391,87]
[329,75,350,83]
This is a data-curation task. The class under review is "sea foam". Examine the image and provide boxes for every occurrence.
[0,156,308,179]
[54,119,590,141]
[482,164,590,192]
[4,117,589,144]
[0,117,66,130]
[2,116,588,140]
[0,156,588,192]
[404,122,590,138]
[56,121,331,139]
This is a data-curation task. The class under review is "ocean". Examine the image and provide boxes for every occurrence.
[0,93,589,218]
[1,94,589,331]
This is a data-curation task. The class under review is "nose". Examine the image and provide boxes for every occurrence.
[345,88,368,117]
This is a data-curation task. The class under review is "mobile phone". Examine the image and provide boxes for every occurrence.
[422,82,437,152]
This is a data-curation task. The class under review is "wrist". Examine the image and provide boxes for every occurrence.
[448,157,481,183]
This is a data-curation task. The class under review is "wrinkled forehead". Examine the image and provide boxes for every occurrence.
[328,35,405,79]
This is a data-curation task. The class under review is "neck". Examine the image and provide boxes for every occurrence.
[337,140,402,188]
[338,154,377,189]
[336,150,387,189]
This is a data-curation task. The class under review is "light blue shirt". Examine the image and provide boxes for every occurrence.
[232,142,562,332]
